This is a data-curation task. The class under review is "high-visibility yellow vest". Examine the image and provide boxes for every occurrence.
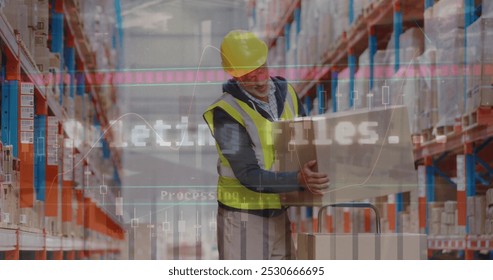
[203,85,299,210]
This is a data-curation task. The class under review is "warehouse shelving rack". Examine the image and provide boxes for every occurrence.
[0,0,125,260]
[257,0,493,259]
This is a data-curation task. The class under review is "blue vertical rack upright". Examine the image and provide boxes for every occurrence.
[348,53,356,109]
[64,45,75,100]
[349,0,355,25]
[114,0,124,186]
[317,84,325,114]
[34,114,46,201]
[369,27,377,106]
[393,2,404,231]
[331,71,338,112]
[114,0,125,70]
[76,68,86,143]
[305,95,312,115]
[1,81,19,157]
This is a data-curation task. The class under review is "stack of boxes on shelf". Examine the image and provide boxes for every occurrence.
[428,202,443,235]
[0,144,18,226]
[441,201,458,236]
[298,0,319,68]
[252,0,378,79]
[486,189,493,235]
[374,197,419,233]
[0,0,123,256]
[45,116,60,236]
[45,133,64,237]
[18,84,45,231]
[3,0,50,72]
[396,190,419,233]
[298,0,352,68]
[19,200,44,230]
[429,200,463,236]
[79,0,120,124]
[467,195,488,235]
[393,28,425,135]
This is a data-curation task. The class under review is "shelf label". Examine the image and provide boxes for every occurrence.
[21,107,35,119]
[21,83,34,95]
[21,95,34,107]
[48,116,58,125]
[116,197,123,216]
[48,125,58,132]
[418,166,426,197]
[20,120,34,132]
[47,155,58,166]
[47,134,57,144]
[21,132,34,144]
[456,155,466,191]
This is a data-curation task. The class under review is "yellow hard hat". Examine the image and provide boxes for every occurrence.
[220,30,268,78]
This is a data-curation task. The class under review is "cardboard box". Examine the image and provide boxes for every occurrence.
[0,183,6,223]
[487,189,493,206]
[445,201,457,213]
[1,182,19,225]
[45,216,62,236]
[275,106,418,206]
[474,196,486,234]
[2,145,13,177]
[467,196,476,217]
[36,0,49,35]
[62,221,74,237]
[430,223,440,235]
[297,233,427,260]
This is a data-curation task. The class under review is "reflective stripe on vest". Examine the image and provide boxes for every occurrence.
[203,84,299,210]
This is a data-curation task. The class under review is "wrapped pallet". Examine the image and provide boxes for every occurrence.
[436,28,465,130]
[474,196,486,235]
[401,61,422,135]
[390,30,427,134]
[399,28,425,65]
[353,0,372,22]
[327,0,348,42]
[465,17,493,115]
[417,49,439,137]
[317,3,333,61]
[424,0,465,49]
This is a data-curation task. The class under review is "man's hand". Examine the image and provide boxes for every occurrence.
[297,160,330,195]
